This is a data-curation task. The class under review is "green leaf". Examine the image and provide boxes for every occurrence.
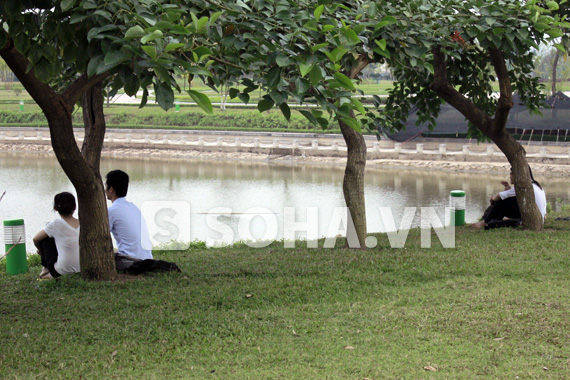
[340,117,361,133]
[375,39,387,50]
[142,46,157,60]
[192,46,212,62]
[104,50,128,67]
[350,97,366,115]
[197,16,209,31]
[140,88,149,109]
[340,27,360,46]
[188,90,213,114]
[322,24,335,32]
[309,66,323,85]
[61,0,77,12]
[485,17,496,26]
[295,78,310,94]
[367,2,377,16]
[314,4,325,21]
[165,43,185,52]
[553,43,566,52]
[258,97,275,112]
[228,88,240,99]
[187,66,212,77]
[331,47,349,62]
[266,67,282,88]
[155,21,174,29]
[210,11,223,24]
[238,93,250,104]
[299,63,314,77]
[311,43,329,52]
[87,55,104,77]
[141,30,163,44]
[547,29,564,38]
[124,26,145,39]
[124,75,140,97]
[492,28,506,35]
[315,117,329,129]
[154,81,174,111]
[279,103,291,121]
[546,1,559,10]
[276,54,291,67]
[269,90,285,105]
[333,72,356,90]
[299,110,317,125]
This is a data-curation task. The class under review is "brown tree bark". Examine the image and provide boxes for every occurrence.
[338,55,370,248]
[0,39,117,279]
[338,115,367,248]
[431,47,543,230]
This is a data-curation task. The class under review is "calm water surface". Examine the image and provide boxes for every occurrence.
[1,152,569,247]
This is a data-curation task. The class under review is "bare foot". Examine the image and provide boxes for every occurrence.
[471,220,487,229]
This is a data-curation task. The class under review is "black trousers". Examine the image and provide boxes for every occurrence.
[483,197,521,224]
[38,237,62,278]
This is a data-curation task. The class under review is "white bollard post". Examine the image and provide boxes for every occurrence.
[486,145,494,156]
[198,137,204,146]
[462,145,470,155]
[312,140,318,150]
[235,137,241,147]
[539,147,547,157]
[416,143,423,154]
[253,138,260,148]
[292,139,299,149]
[439,144,446,155]
[394,143,401,154]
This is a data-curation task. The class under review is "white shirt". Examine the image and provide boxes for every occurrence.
[108,197,153,260]
[43,219,81,275]
[499,183,547,220]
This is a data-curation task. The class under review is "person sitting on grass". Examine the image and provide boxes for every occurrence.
[105,169,153,260]
[472,166,546,229]
[33,192,80,279]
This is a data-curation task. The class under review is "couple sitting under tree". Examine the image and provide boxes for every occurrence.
[472,166,546,230]
[33,170,152,279]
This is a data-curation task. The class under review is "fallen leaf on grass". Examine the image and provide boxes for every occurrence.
[111,351,118,358]
[423,365,437,372]
[343,345,355,350]
[494,337,505,341]
[245,294,253,298]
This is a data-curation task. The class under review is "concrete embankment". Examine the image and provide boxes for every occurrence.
[0,127,569,175]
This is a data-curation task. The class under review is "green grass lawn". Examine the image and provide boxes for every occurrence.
[2,209,570,379]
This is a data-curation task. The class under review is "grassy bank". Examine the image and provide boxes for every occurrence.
[1,210,570,379]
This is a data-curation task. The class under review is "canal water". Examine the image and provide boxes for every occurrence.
[1,152,568,248]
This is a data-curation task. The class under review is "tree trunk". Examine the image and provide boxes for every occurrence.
[79,85,116,280]
[487,132,543,230]
[337,56,370,248]
[338,115,367,248]
[551,49,560,96]
[431,47,543,230]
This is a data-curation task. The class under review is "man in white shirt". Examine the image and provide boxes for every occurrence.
[472,167,546,229]
[105,170,153,260]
